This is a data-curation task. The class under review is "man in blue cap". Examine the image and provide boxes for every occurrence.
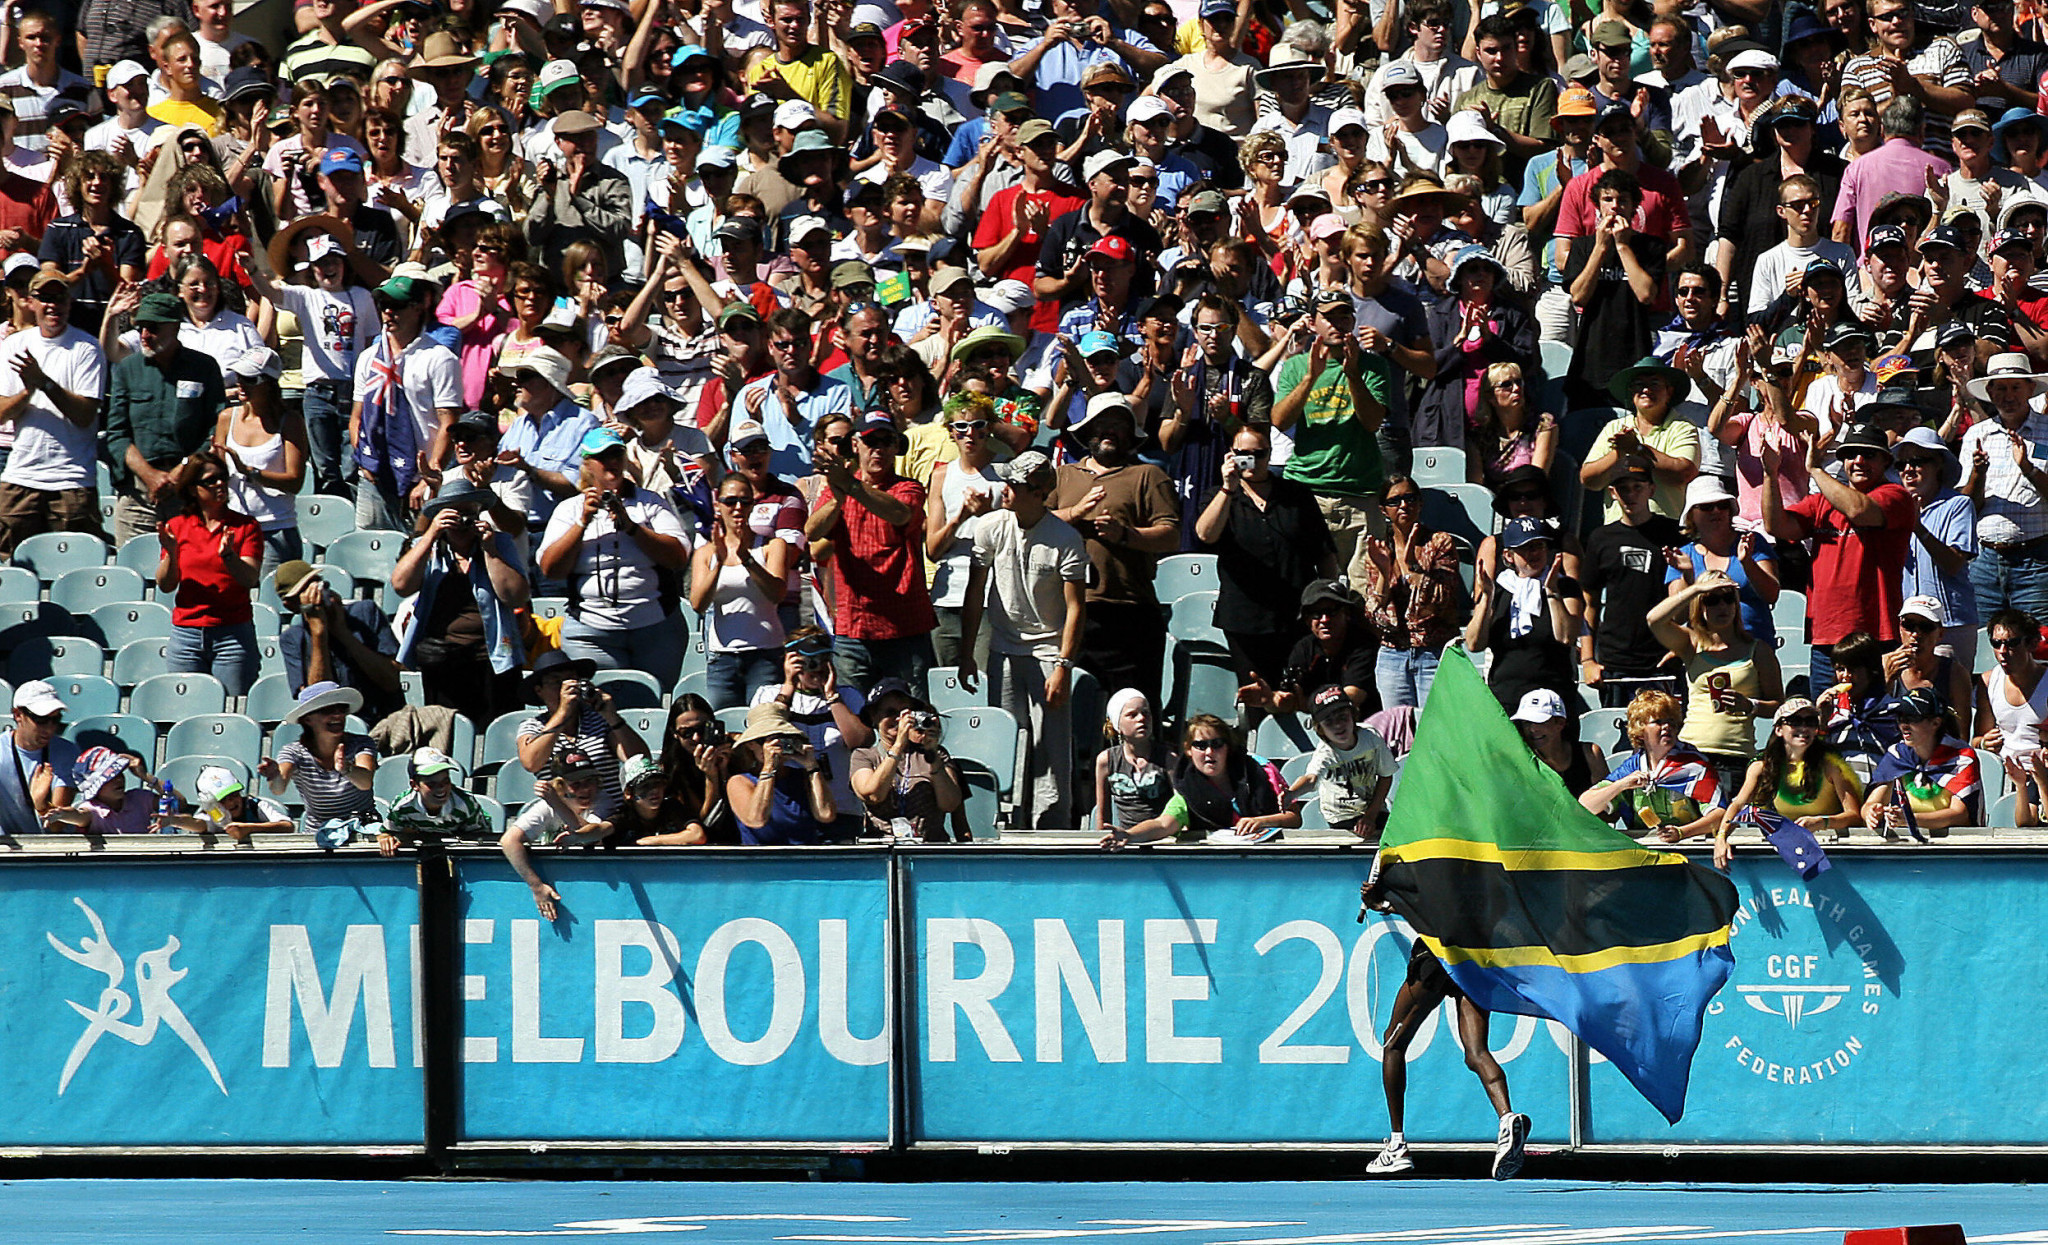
[313,146,403,277]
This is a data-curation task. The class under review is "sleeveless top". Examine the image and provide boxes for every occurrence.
[1986,665,2048,758]
[223,422,294,531]
[705,539,786,654]
[1104,743,1172,829]
[929,461,1004,609]
[1681,643,1763,759]
[1545,742,1596,797]
[1769,752,1859,818]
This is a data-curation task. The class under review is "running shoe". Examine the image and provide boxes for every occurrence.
[1492,1112,1530,1179]
[1365,1140,1413,1175]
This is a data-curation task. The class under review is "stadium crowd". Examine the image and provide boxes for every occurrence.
[0,0,2046,886]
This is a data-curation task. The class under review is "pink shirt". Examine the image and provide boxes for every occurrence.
[1725,408,1812,529]
[437,280,511,410]
[1831,137,1953,249]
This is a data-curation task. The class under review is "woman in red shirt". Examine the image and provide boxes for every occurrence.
[158,451,264,696]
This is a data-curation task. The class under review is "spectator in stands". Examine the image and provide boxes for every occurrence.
[352,272,462,530]
[525,110,632,275]
[515,649,650,822]
[1960,352,2048,620]
[657,696,735,843]
[1563,170,1667,409]
[1413,246,1536,452]
[380,748,495,853]
[1580,688,1725,841]
[1761,425,1917,689]
[275,559,405,722]
[1195,422,1335,700]
[1158,296,1274,536]
[1829,88,1954,253]
[500,748,613,918]
[46,748,160,837]
[1352,476,1457,710]
[1050,393,1179,710]
[957,450,1089,829]
[1470,362,1554,488]
[735,307,854,481]
[1093,687,1173,834]
[498,345,597,533]
[537,428,694,688]
[690,471,792,711]
[0,680,76,836]
[1241,578,1375,717]
[728,699,839,845]
[1456,15,1559,180]
[1468,515,1582,717]
[1894,427,1978,668]
[157,448,261,695]
[849,679,965,841]
[1512,688,1606,797]
[753,629,870,836]
[1715,698,1864,867]
[214,347,307,577]
[1665,476,1779,643]
[1887,595,1973,715]
[1973,608,2048,823]
[260,681,379,841]
[1273,289,1391,581]
[391,477,529,727]
[39,150,143,335]
[1649,569,1784,795]
[0,265,106,555]
[1580,466,1687,708]
[104,290,227,543]
[1100,712,1300,846]
[924,397,1004,669]
[1865,686,1982,836]
[1582,356,1701,524]
[805,412,936,693]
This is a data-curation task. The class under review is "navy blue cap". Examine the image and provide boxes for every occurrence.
[1868,224,1911,252]
[1885,687,1945,720]
[1921,224,1970,253]
[1500,516,1555,549]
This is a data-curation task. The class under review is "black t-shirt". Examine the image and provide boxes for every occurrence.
[1281,631,1375,701]
[1036,207,1164,315]
[39,212,147,328]
[1563,232,1666,408]
[1200,475,1333,636]
[1173,124,1244,191]
[1582,515,1685,673]
[349,205,404,270]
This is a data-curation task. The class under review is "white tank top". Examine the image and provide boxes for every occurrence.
[223,422,294,531]
[705,539,786,654]
[1987,665,2048,757]
[930,461,1003,609]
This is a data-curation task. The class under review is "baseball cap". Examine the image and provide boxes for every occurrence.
[998,449,1054,485]
[550,748,601,781]
[1510,688,1568,724]
[1499,515,1554,548]
[1726,48,1780,73]
[716,301,762,328]
[1993,228,2032,255]
[1953,108,1993,134]
[1299,578,1360,613]
[1591,17,1631,46]
[1922,224,1970,252]
[12,679,65,717]
[318,148,363,176]
[1772,697,1819,725]
[787,214,831,247]
[1885,687,1945,720]
[1083,149,1135,181]
[1127,94,1175,126]
[1087,235,1134,264]
[621,753,664,792]
[1380,61,1422,90]
[1182,189,1227,217]
[773,98,817,130]
[227,346,284,381]
[408,747,462,780]
[195,765,244,805]
[1014,118,1056,146]
[830,259,876,289]
[1310,684,1357,723]
[983,278,1035,314]
[1329,106,1368,135]
[729,418,770,450]
[1309,212,1348,241]
[1077,329,1121,357]
[1553,85,1597,121]
[1900,595,1947,625]
[1868,224,1910,252]
[578,427,628,459]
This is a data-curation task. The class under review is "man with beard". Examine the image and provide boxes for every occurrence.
[1049,393,1179,710]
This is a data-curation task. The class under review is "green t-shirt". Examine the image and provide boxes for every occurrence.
[1275,350,1392,497]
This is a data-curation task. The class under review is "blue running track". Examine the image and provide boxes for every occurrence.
[4,1179,2045,1245]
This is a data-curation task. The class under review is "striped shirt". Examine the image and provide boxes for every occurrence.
[1840,41,1970,159]
[517,707,623,819]
[79,0,190,70]
[0,67,90,154]
[279,733,379,828]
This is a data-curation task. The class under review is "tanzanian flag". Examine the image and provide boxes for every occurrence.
[1374,648,1740,1124]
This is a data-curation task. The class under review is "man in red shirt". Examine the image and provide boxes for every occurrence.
[805,411,937,695]
[1760,422,1918,692]
[972,118,1084,336]
[1553,104,1694,271]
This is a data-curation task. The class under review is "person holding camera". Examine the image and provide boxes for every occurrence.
[536,427,695,689]
[850,679,966,841]
[158,449,263,695]
[690,472,793,710]
[514,649,651,821]
[1193,422,1334,702]
[753,627,874,834]
[727,701,839,846]
[1158,294,1274,544]
[391,476,531,727]
[275,559,407,722]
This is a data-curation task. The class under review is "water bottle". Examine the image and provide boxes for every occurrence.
[158,781,178,833]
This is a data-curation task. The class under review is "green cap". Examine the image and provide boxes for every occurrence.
[717,302,762,327]
[375,275,421,302]
[133,292,185,326]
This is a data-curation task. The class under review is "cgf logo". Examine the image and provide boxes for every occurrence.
[1735,954,1853,1029]
[47,898,226,1096]
[1715,887,1885,1087]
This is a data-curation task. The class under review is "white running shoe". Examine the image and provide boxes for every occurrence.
[1492,1112,1530,1180]
[1365,1140,1413,1175]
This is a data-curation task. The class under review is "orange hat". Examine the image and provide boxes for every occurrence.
[1552,85,1597,124]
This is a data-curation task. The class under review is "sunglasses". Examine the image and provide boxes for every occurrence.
[1901,616,1939,632]
[718,494,752,507]
[950,419,989,434]
[824,434,854,452]
[1702,592,1738,607]
[1382,492,1422,506]
[1782,715,1822,730]
[1188,737,1228,750]
[1359,178,1393,193]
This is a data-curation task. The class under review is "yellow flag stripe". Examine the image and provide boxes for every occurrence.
[1381,836,1684,873]
[1421,928,1732,974]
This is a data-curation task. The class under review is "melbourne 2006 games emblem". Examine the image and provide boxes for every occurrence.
[1711,882,1887,1088]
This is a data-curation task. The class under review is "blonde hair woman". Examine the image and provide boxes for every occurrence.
[1646,569,1783,800]
[1471,361,1556,486]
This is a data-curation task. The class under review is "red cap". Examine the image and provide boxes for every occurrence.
[1087,235,1133,263]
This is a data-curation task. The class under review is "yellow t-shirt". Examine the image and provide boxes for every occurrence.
[1770,752,1858,819]
[747,49,851,118]
[147,97,224,136]
[1589,415,1701,523]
